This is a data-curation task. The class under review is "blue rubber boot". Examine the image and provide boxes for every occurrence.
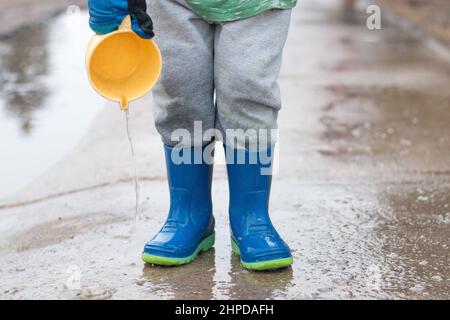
[226,146,293,270]
[142,144,215,265]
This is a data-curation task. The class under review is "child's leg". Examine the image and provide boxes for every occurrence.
[215,9,293,270]
[149,0,216,147]
[142,0,216,266]
[214,9,292,149]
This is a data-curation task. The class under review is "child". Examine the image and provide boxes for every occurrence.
[88,0,295,270]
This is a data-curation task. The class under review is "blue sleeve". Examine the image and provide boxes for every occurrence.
[88,0,154,38]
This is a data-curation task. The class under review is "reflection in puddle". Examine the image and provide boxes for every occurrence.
[227,256,294,300]
[0,23,49,134]
[139,247,295,300]
[140,249,216,299]
[0,11,104,199]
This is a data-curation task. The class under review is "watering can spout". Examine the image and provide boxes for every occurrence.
[120,96,129,111]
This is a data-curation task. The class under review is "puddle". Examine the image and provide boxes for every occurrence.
[0,11,104,200]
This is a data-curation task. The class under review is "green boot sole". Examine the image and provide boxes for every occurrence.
[231,238,293,271]
[142,233,215,266]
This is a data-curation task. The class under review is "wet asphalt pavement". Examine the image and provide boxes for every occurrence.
[0,0,449,299]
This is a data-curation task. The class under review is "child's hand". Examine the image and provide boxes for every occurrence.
[88,0,154,39]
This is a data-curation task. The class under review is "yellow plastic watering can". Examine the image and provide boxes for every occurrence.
[86,15,162,110]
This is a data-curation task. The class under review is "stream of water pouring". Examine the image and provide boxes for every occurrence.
[124,108,140,229]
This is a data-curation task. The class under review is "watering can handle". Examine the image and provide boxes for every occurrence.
[119,15,132,31]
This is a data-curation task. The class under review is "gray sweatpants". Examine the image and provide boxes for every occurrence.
[148,0,292,148]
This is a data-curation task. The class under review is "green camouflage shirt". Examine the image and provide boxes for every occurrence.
[185,0,297,22]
